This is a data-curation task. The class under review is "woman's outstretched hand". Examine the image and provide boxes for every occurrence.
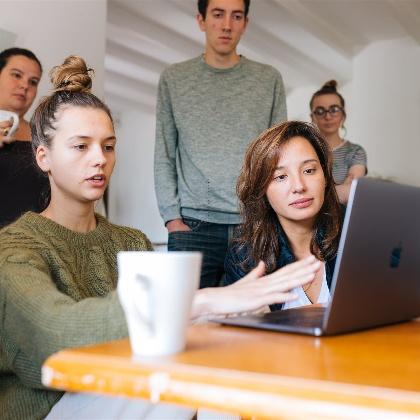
[191,255,321,320]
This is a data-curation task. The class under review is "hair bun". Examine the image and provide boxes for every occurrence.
[321,80,337,91]
[50,55,93,93]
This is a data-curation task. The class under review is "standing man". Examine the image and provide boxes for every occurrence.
[154,0,287,288]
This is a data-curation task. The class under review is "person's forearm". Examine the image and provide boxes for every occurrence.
[154,76,181,222]
[191,288,209,320]
[271,74,287,124]
[335,183,352,204]
[336,172,359,204]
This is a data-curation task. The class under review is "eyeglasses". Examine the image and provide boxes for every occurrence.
[312,105,344,118]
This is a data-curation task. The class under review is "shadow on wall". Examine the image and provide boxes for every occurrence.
[0,28,16,50]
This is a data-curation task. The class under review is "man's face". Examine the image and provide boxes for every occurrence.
[197,0,248,58]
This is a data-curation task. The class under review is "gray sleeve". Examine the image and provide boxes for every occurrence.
[350,143,368,169]
[0,252,128,388]
[154,71,181,224]
[269,70,287,126]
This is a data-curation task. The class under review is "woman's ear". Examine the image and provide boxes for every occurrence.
[36,145,51,173]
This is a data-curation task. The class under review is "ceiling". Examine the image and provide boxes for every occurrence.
[105,0,420,114]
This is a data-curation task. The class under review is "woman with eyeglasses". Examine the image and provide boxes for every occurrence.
[310,80,367,203]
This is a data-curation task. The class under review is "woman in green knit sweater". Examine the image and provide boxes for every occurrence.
[0,56,320,419]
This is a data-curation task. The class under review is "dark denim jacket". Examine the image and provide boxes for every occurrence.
[224,223,337,311]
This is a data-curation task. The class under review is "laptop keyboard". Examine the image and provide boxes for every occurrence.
[259,306,325,328]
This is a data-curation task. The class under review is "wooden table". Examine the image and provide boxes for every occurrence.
[42,320,420,419]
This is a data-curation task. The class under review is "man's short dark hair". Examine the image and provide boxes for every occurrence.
[198,0,250,19]
[0,47,42,73]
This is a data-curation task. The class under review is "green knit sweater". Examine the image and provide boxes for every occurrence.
[0,212,152,420]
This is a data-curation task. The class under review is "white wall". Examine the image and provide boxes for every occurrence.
[351,38,420,186]
[109,110,167,243]
[0,27,16,51]
[0,0,107,111]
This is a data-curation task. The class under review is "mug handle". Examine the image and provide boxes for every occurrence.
[134,274,155,336]
[3,113,19,138]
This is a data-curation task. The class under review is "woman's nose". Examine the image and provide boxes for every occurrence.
[292,175,305,193]
[19,78,29,90]
[324,111,333,120]
[92,147,106,167]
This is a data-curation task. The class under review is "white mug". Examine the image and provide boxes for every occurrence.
[117,251,202,357]
[0,110,19,138]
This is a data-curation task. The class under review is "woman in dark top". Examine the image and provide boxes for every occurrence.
[0,47,49,227]
[225,121,343,310]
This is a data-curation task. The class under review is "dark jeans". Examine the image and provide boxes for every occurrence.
[167,217,237,289]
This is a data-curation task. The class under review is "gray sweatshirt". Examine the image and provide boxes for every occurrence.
[154,55,287,225]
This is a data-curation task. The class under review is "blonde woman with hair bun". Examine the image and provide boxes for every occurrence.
[0,56,320,419]
[310,80,367,203]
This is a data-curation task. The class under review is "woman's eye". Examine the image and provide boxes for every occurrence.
[74,144,87,151]
[304,168,316,174]
[29,79,39,87]
[11,72,21,79]
[274,174,287,181]
[104,144,115,152]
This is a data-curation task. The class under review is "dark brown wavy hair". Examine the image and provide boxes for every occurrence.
[236,121,342,273]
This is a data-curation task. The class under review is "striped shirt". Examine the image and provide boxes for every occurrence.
[332,140,367,184]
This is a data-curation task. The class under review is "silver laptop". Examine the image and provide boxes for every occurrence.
[218,178,420,336]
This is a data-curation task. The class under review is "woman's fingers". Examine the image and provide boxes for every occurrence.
[264,257,321,282]
[0,119,14,146]
[260,258,321,294]
[239,257,320,292]
[219,257,322,313]
[242,260,266,281]
[0,119,13,131]
[274,271,316,293]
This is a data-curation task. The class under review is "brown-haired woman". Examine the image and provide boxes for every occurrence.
[224,121,343,310]
[310,80,367,203]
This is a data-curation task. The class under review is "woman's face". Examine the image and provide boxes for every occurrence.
[311,93,344,138]
[266,136,325,226]
[0,55,41,117]
[36,106,116,206]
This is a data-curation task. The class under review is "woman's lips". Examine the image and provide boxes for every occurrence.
[86,175,106,188]
[13,93,26,102]
[289,198,313,209]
